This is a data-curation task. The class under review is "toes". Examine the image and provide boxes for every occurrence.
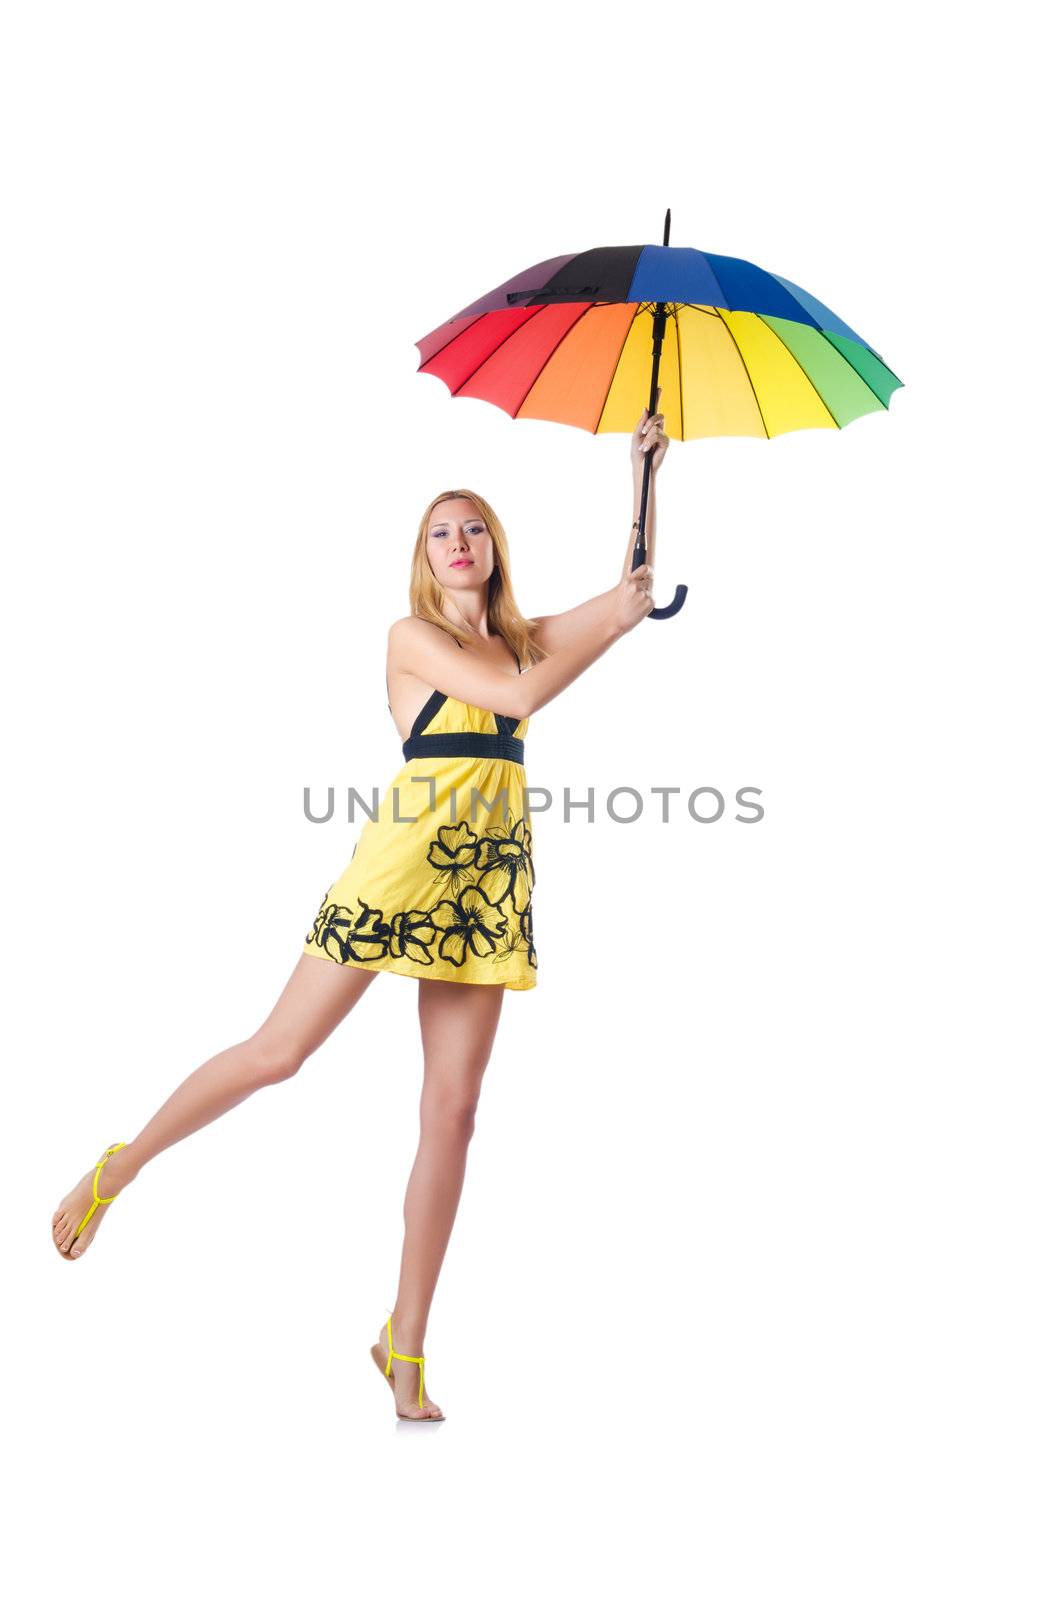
[65,1218,90,1251]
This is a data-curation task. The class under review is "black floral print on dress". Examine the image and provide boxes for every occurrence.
[490,900,537,971]
[474,815,534,911]
[427,822,480,896]
[430,885,509,966]
[385,906,439,965]
[305,806,536,976]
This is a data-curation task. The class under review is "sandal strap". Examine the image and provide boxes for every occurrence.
[385,1314,426,1410]
[94,1142,127,1201]
[74,1142,127,1239]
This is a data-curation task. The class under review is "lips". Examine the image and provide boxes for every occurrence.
[450,559,473,568]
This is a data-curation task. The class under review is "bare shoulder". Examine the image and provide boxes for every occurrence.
[387,616,421,647]
[388,616,460,676]
[389,616,434,651]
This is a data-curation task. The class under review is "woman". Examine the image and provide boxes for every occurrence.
[50,402,670,1419]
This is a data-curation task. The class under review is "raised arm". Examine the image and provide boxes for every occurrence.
[531,398,668,657]
[389,562,654,724]
[389,618,533,720]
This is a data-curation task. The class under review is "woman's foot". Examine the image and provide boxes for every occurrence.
[372,1318,445,1420]
[52,1147,136,1259]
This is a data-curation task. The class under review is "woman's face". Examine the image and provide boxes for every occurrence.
[425,497,495,593]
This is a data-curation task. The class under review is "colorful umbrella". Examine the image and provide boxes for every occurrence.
[415,211,902,619]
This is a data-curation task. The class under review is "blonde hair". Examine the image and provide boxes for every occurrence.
[409,488,548,668]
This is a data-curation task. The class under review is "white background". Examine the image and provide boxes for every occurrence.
[3,3,1056,1596]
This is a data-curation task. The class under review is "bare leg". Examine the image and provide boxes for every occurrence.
[52,955,377,1257]
[373,977,505,1418]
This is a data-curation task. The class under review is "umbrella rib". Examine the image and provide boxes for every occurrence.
[673,307,685,440]
[451,305,550,397]
[757,316,841,429]
[510,302,598,417]
[715,311,771,440]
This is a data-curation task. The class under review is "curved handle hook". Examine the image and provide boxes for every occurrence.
[649,583,688,619]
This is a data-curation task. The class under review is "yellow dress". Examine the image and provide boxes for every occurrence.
[302,644,536,990]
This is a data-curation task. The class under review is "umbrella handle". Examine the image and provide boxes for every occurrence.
[633,438,688,620]
[630,530,688,619]
[650,581,688,619]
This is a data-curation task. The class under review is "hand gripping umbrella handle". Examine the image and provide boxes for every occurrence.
[631,495,687,617]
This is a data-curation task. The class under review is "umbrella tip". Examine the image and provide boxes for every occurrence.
[663,208,671,246]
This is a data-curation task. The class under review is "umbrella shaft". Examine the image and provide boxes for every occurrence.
[633,302,668,566]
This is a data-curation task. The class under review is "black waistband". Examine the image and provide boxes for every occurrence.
[401,731,525,764]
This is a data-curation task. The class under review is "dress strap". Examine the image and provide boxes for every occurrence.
[406,634,460,736]
[408,690,447,739]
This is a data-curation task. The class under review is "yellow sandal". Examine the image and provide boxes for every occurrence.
[66,1142,127,1254]
[370,1313,432,1415]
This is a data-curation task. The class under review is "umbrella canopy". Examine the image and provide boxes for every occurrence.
[415,243,902,440]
